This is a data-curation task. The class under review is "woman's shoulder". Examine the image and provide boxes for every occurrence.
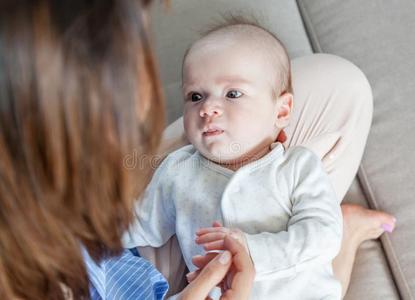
[84,248,169,300]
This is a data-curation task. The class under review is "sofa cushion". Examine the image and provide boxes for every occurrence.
[297,0,415,298]
[149,0,313,123]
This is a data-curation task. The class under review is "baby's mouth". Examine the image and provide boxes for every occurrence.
[203,126,224,137]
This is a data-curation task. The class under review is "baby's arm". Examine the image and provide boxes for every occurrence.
[247,149,342,280]
[196,149,342,281]
[122,156,176,249]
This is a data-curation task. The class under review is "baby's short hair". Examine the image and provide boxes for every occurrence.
[182,15,293,97]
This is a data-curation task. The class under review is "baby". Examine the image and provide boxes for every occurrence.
[124,21,343,299]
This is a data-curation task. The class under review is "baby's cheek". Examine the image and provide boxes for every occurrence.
[182,113,191,132]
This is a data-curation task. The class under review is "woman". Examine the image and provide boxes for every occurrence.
[0,0,254,299]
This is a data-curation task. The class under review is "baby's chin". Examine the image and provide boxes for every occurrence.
[198,148,246,165]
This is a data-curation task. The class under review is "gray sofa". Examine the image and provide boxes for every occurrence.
[149,1,415,299]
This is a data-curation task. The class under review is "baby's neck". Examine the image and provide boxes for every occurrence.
[219,143,272,171]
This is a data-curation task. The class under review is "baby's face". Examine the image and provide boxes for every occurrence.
[182,41,286,165]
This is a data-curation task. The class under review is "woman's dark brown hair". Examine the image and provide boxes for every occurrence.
[0,0,164,298]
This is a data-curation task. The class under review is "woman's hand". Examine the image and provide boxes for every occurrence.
[180,235,255,300]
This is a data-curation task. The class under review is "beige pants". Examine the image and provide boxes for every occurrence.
[139,53,373,295]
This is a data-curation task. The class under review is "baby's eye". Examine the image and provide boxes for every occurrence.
[190,92,203,102]
[226,90,243,99]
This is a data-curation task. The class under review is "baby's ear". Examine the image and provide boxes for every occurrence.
[275,93,293,128]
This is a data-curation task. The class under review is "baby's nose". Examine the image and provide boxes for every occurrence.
[199,99,223,118]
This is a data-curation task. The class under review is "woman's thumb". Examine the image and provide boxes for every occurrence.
[191,251,232,298]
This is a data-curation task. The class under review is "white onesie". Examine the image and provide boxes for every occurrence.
[123,143,343,299]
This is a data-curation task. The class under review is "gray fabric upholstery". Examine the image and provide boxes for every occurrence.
[345,240,400,300]
[298,0,415,298]
[149,0,312,123]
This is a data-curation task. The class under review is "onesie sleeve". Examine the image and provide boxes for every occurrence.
[244,148,343,281]
[122,155,177,249]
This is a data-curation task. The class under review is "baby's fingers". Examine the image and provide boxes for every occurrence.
[196,232,227,244]
[196,227,229,236]
[212,221,223,227]
[203,240,225,251]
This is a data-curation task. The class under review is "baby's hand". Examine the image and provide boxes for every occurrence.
[195,221,249,253]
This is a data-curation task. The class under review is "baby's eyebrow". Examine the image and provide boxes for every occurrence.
[215,76,251,85]
[181,83,197,93]
[181,76,252,92]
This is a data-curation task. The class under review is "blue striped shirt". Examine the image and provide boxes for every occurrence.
[83,248,169,300]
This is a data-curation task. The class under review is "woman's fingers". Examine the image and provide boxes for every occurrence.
[192,253,218,268]
[185,270,200,283]
[183,251,232,299]
[186,235,255,300]
[220,236,255,300]
[196,232,227,244]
